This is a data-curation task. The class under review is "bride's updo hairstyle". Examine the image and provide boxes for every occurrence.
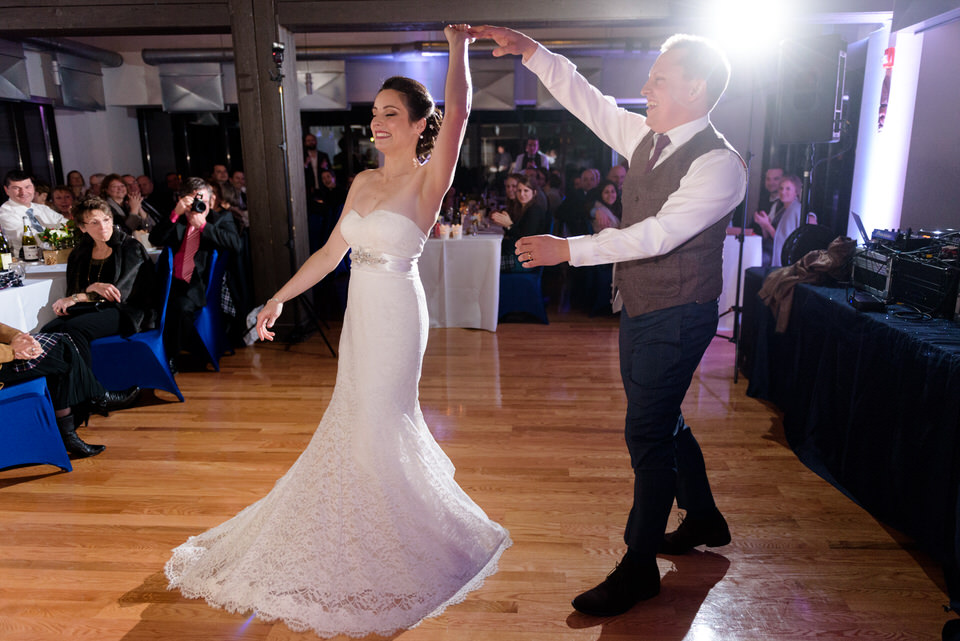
[379,76,443,162]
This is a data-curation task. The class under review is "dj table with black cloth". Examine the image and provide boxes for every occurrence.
[740,267,960,591]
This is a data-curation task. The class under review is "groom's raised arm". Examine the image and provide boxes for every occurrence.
[472,25,647,160]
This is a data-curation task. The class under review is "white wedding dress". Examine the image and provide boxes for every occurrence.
[165,209,511,638]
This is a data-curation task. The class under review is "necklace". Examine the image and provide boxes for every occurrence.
[88,257,106,285]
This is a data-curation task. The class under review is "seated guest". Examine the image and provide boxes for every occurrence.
[0,321,139,457]
[606,164,627,195]
[138,174,167,215]
[0,170,68,259]
[755,174,803,267]
[42,197,158,364]
[219,168,248,230]
[589,179,622,233]
[32,181,51,206]
[123,174,160,231]
[149,177,242,367]
[491,174,548,272]
[100,174,145,230]
[228,169,247,206]
[87,173,105,198]
[523,166,551,214]
[51,185,76,218]
[554,169,598,237]
[67,170,86,199]
[586,180,623,314]
[542,170,563,218]
[499,173,521,219]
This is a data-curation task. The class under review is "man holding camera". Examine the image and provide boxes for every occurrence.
[150,177,242,367]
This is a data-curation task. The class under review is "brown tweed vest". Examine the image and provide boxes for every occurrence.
[615,125,742,316]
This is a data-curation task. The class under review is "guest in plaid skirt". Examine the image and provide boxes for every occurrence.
[0,322,111,458]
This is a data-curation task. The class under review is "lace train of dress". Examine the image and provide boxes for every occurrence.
[165,210,511,638]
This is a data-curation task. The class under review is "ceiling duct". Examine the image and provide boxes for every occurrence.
[141,39,654,65]
[159,62,225,112]
[21,37,123,68]
[0,39,30,101]
[55,52,106,111]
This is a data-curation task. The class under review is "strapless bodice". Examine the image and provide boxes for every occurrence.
[340,210,427,269]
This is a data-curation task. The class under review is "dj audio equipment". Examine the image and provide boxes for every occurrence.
[852,249,895,301]
[890,254,960,318]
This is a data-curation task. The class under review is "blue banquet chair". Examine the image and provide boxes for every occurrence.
[498,267,549,324]
[192,249,233,371]
[90,247,184,402]
[0,377,72,472]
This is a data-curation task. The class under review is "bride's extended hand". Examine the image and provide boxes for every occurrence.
[257,299,283,342]
[445,24,475,47]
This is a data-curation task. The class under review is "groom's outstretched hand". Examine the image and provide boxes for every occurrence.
[515,235,571,268]
[469,25,538,62]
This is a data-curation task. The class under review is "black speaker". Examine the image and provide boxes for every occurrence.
[776,34,847,144]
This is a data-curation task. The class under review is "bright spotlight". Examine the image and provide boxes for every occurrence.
[704,0,797,54]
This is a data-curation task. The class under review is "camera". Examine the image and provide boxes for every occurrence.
[271,42,285,67]
[191,195,207,214]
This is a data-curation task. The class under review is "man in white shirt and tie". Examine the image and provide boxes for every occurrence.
[475,25,747,618]
[0,170,68,258]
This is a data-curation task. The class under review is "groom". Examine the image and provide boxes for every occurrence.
[473,25,747,617]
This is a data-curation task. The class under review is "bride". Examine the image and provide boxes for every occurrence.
[164,24,511,638]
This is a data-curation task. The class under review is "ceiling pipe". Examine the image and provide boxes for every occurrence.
[141,39,653,65]
[20,37,123,67]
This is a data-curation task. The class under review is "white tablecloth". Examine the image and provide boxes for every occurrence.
[718,233,762,333]
[0,263,68,333]
[418,234,501,332]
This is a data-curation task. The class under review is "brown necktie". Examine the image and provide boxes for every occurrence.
[644,134,671,174]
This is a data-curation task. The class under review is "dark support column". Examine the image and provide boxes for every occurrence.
[228,0,309,333]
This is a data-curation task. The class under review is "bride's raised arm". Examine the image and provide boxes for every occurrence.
[420,24,474,210]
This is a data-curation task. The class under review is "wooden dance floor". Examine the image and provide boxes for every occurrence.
[0,310,950,640]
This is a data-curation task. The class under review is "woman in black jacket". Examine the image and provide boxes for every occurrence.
[42,196,158,357]
[491,174,548,272]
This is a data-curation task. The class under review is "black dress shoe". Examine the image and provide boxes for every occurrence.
[90,386,141,415]
[571,558,660,617]
[56,414,105,458]
[659,509,731,555]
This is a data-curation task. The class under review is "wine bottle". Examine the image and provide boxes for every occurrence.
[0,231,12,270]
[21,216,41,261]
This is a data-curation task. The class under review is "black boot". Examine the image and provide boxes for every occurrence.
[571,550,660,617]
[660,508,731,555]
[56,414,105,458]
[89,386,141,416]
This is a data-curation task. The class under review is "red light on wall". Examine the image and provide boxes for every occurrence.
[883,47,895,69]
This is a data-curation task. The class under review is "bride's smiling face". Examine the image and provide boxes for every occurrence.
[371,89,425,155]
